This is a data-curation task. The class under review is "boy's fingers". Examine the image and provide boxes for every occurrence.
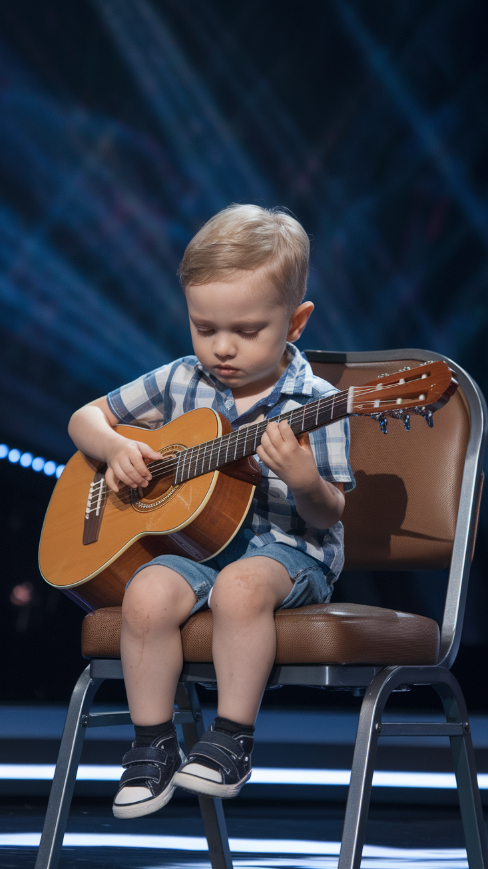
[265,421,286,445]
[138,442,162,463]
[105,467,119,493]
[116,456,150,488]
[297,432,311,448]
[130,452,152,480]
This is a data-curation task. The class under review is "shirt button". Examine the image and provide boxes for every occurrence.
[225,399,233,408]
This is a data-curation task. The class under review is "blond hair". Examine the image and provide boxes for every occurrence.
[178,204,310,310]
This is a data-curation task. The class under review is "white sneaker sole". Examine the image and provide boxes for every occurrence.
[173,767,252,799]
[113,779,176,819]
[113,748,186,819]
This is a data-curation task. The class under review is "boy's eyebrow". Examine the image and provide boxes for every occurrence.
[190,316,267,330]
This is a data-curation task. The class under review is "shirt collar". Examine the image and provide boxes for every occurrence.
[195,342,315,402]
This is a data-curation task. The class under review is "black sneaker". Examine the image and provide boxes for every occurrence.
[113,730,185,819]
[173,727,253,798]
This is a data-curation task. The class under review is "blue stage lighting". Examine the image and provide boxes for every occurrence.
[0,440,65,480]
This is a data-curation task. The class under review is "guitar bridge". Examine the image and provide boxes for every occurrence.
[83,466,107,545]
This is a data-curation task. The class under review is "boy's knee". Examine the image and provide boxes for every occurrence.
[122,566,192,630]
[211,562,272,613]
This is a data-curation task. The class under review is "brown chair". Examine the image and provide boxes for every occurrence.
[35,348,487,869]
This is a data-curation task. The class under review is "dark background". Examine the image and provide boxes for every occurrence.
[0,0,487,707]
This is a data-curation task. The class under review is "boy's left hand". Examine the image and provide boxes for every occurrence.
[256,420,319,493]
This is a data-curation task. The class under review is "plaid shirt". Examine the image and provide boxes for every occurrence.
[108,343,354,582]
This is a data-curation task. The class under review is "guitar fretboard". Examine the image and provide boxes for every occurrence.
[174,390,349,485]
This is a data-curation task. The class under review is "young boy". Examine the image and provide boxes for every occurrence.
[68,204,354,819]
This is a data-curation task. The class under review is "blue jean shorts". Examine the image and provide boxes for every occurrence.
[128,528,334,616]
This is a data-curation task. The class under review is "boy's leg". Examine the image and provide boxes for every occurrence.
[211,556,292,724]
[174,556,292,798]
[121,565,197,724]
[114,564,197,819]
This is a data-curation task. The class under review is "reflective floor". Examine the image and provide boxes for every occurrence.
[2,705,487,868]
[0,797,484,869]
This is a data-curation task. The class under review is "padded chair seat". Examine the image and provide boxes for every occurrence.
[81,603,439,665]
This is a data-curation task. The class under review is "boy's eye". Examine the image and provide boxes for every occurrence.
[239,331,259,340]
[195,328,214,336]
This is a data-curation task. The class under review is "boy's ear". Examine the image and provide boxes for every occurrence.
[287,301,314,342]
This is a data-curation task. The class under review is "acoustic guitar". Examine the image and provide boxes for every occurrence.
[39,360,457,611]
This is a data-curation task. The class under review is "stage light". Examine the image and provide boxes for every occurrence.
[0,441,65,479]
[0,764,487,790]
[0,830,470,860]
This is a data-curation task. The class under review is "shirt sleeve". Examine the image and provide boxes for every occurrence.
[107,357,195,428]
[309,415,355,493]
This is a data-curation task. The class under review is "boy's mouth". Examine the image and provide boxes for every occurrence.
[215,365,239,375]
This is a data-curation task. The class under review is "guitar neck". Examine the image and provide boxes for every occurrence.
[175,389,349,484]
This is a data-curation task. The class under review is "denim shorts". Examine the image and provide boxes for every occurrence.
[128,528,334,616]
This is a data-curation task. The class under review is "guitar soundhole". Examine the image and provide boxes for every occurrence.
[130,444,185,512]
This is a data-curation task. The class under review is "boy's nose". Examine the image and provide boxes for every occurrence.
[213,334,236,358]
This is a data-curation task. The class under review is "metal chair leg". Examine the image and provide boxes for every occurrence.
[35,665,104,869]
[339,665,488,869]
[176,682,233,869]
[338,668,389,869]
[434,676,488,869]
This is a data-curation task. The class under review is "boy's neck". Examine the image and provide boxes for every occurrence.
[233,387,274,417]
[231,347,291,416]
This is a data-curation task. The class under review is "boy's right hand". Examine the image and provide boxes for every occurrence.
[104,436,162,493]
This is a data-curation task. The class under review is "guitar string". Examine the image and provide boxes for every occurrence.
[85,390,430,513]
[85,379,434,509]
[118,378,430,488]
[84,378,432,510]
[84,390,352,509]
[86,385,365,503]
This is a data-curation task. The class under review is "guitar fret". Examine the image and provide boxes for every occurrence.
[216,437,223,471]
[179,388,354,483]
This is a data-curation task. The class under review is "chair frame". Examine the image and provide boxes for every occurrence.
[35,348,488,869]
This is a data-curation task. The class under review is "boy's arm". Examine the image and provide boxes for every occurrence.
[68,397,162,493]
[256,420,345,529]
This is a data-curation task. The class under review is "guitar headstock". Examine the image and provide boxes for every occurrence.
[349,361,458,433]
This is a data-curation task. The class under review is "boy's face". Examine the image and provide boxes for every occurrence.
[186,269,313,399]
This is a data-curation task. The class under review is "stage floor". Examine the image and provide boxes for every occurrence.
[1,704,487,867]
[0,797,484,868]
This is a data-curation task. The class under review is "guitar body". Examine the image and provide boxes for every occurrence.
[39,408,257,612]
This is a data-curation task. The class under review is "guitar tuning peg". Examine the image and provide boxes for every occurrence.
[412,407,434,427]
[389,410,411,431]
[369,412,388,434]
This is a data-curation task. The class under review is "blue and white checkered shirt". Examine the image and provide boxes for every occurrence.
[108,343,354,582]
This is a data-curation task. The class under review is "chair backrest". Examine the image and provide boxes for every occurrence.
[306,348,486,668]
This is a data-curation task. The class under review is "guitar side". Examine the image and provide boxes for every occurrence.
[39,408,257,611]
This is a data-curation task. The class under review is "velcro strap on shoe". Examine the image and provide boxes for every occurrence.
[122,746,168,767]
[187,732,246,776]
[200,731,246,759]
[119,764,161,786]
